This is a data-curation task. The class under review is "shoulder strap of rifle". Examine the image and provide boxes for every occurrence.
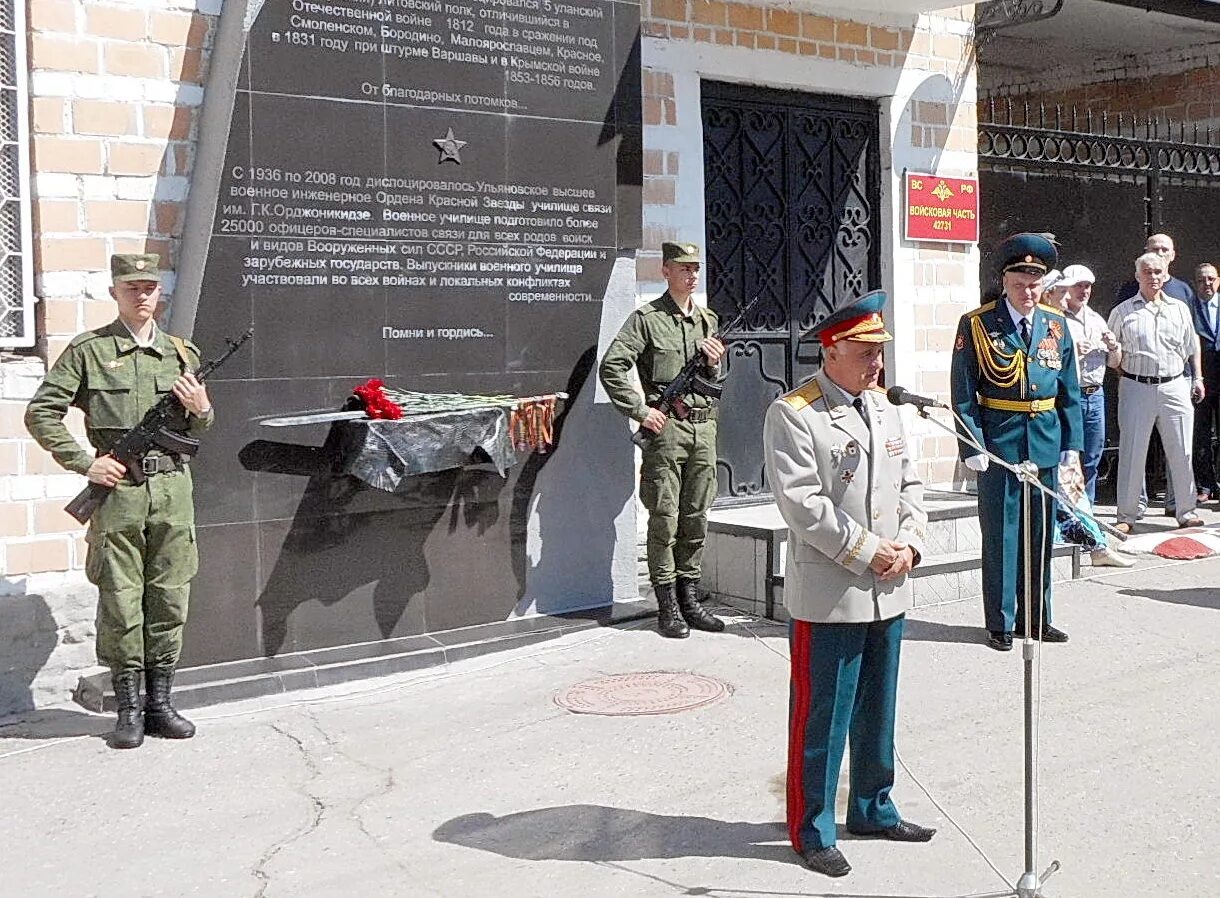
[167,335,194,372]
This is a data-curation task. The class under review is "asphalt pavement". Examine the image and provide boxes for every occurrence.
[2,548,1218,898]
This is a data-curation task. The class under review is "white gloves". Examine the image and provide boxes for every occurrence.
[965,452,1075,473]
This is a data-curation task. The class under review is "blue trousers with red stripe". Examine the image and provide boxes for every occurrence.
[787,615,905,853]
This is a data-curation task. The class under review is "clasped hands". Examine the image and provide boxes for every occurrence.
[870,539,915,581]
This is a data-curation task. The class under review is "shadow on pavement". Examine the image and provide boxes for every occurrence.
[902,619,984,645]
[434,806,1003,898]
[433,805,791,864]
[0,708,111,741]
[1119,586,1220,611]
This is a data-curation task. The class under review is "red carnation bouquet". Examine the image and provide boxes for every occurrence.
[351,378,403,420]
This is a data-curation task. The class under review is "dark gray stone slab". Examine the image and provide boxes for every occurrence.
[74,599,654,712]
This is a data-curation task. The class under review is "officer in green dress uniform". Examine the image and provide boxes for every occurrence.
[599,241,727,638]
[950,234,1084,652]
[25,254,214,749]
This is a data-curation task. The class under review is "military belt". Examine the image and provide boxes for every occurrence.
[685,407,718,423]
[978,396,1056,414]
[140,455,185,475]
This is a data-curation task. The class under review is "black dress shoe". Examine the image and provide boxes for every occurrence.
[801,846,851,877]
[1013,624,1069,643]
[987,631,1013,651]
[848,820,937,842]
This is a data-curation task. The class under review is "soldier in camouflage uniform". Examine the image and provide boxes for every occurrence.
[599,241,727,638]
[25,254,214,749]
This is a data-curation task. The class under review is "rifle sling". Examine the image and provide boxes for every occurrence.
[167,334,194,373]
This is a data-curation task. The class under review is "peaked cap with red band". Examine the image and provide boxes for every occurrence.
[806,290,893,347]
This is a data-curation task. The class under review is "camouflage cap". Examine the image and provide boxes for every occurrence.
[661,241,701,264]
[111,253,162,283]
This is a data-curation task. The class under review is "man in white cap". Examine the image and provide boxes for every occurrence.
[1059,264,1121,503]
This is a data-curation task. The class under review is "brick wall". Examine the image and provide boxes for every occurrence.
[639,1,979,487]
[1,0,218,588]
[982,44,1220,135]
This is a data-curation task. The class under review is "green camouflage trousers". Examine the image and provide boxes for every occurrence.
[85,467,198,674]
[639,418,717,586]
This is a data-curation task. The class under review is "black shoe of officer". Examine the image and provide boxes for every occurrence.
[801,846,851,877]
[654,583,690,639]
[987,631,1013,652]
[144,667,196,739]
[675,578,725,633]
[109,671,144,750]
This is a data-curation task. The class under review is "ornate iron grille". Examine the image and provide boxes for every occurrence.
[981,100,1220,179]
[979,100,1220,498]
[975,0,1064,36]
[0,0,33,349]
[702,82,880,503]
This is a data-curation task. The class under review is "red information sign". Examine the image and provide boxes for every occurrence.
[904,172,979,243]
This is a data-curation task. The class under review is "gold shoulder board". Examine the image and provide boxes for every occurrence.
[781,379,823,411]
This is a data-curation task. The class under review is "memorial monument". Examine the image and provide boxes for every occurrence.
[168,0,642,665]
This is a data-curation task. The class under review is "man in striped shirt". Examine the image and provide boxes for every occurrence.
[1107,252,1205,533]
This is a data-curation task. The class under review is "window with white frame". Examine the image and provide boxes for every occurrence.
[0,0,33,349]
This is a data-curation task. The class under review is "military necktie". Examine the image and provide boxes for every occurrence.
[853,396,870,427]
[1019,317,1031,348]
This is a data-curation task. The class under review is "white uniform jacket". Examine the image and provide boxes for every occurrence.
[763,373,927,623]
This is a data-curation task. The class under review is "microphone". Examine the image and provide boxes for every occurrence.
[886,385,947,411]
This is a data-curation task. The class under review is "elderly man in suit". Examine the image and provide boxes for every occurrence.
[763,291,934,879]
[951,233,1083,651]
[1191,262,1220,502]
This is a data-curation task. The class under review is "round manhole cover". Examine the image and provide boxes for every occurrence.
[555,671,732,716]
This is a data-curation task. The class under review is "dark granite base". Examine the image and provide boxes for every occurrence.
[73,599,655,713]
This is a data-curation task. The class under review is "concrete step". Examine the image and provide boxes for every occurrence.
[699,492,1080,621]
[74,599,656,713]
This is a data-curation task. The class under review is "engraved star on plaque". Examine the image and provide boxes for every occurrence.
[432,128,467,165]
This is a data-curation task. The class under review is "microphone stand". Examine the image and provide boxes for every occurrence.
[904,399,1093,898]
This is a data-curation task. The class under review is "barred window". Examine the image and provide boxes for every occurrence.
[0,0,33,349]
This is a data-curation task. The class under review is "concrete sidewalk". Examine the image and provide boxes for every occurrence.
[2,553,1218,898]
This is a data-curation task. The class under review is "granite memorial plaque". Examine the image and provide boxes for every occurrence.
[174,0,641,665]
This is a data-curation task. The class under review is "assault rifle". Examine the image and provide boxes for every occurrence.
[631,294,762,449]
[64,327,254,524]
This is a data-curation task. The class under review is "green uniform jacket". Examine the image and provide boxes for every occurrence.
[598,292,725,421]
[25,320,215,473]
[950,300,1083,469]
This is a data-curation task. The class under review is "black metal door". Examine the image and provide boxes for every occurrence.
[702,81,881,503]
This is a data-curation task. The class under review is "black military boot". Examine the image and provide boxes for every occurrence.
[676,578,725,633]
[109,671,144,750]
[654,583,690,639]
[144,667,196,739]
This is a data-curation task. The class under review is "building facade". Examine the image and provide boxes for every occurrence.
[0,0,980,713]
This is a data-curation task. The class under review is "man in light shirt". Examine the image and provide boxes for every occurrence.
[1191,263,1220,502]
[1058,264,1121,502]
[1107,253,1205,533]
[1115,233,1197,305]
